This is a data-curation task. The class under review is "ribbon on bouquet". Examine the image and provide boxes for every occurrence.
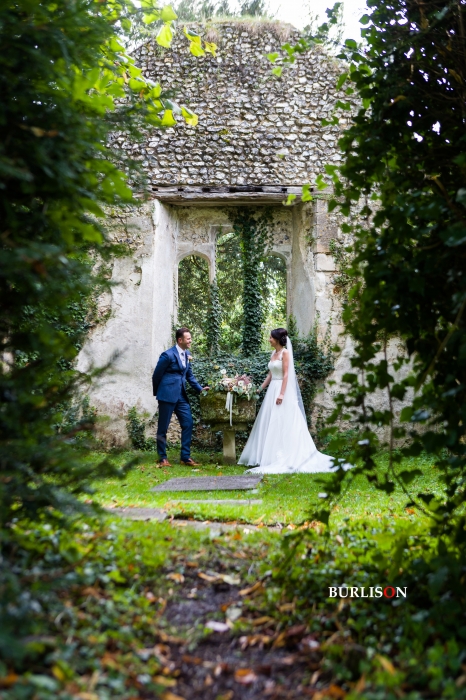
[225,391,234,427]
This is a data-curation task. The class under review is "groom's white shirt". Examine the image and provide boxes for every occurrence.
[175,344,186,368]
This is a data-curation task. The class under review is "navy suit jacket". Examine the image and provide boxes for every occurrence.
[152,346,203,403]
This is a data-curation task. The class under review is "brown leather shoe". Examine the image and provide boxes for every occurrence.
[180,458,200,466]
[158,459,172,467]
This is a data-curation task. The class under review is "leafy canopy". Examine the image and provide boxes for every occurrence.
[312,0,466,535]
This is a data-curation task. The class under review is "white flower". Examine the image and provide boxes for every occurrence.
[220,368,227,375]
[238,380,244,387]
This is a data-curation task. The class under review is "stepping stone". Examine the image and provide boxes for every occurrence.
[107,507,167,521]
[167,498,263,505]
[150,475,263,492]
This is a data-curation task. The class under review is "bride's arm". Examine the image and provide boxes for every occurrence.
[261,371,272,391]
[277,350,289,405]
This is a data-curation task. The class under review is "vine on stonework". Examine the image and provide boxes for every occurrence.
[229,208,274,356]
[205,280,222,356]
[328,238,354,300]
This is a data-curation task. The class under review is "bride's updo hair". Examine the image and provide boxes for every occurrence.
[271,328,288,347]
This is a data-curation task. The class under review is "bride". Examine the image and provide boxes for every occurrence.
[238,328,339,474]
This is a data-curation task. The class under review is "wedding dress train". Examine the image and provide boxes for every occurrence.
[238,343,340,474]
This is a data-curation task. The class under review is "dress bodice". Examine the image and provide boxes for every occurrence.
[268,354,284,380]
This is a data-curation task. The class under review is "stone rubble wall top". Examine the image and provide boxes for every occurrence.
[118,20,350,188]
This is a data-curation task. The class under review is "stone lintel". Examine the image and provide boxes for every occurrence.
[151,184,307,206]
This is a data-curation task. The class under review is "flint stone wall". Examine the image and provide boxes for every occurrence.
[116,20,351,187]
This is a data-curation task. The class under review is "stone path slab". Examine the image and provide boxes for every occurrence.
[150,475,263,492]
[167,499,263,505]
[107,507,167,521]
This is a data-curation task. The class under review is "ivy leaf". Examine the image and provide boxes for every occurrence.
[181,106,198,126]
[284,193,296,205]
[315,174,327,190]
[301,184,313,202]
[160,5,177,21]
[204,42,217,56]
[160,109,177,127]
[360,13,371,24]
[128,78,146,91]
[267,52,279,63]
[272,66,283,77]
[143,12,160,24]
[150,83,162,98]
[400,406,413,422]
[190,42,205,57]
[336,72,348,89]
[156,24,173,48]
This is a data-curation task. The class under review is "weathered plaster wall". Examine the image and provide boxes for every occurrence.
[77,202,178,446]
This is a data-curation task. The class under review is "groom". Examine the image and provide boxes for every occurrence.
[152,327,208,466]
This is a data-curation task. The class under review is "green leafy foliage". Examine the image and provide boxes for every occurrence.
[206,280,222,355]
[0,0,207,667]
[229,209,274,356]
[269,522,466,697]
[126,407,157,451]
[177,254,210,353]
[315,0,466,536]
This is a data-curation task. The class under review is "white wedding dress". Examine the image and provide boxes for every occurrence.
[238,342,340,474]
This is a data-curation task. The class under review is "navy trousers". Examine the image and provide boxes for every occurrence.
[156,395,193,461]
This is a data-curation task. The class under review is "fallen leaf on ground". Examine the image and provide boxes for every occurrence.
[206,620,230,632]
[326,684,347,698]
[225,606,242,623]
[153,676,177,687]
[181,654,202,665]
[354,674,366,692]
[0,675,19,689]
[161,693,186,700]
[198,572,240,585]
[285,623,307,638]
[234,668,258,684]
[252,616,274,626]
[239,634,273,650]
[278,602,295,612]
[167,573,185,583]
[239,581,264,596]
[376,654,396,675]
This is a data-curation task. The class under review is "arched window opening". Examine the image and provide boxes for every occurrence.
[177,255,210,353]
[216,233,287,353]
[260,255,287,349]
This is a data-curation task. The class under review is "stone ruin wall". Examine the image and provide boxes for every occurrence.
[116,20,351,187]
[79,21,405,447]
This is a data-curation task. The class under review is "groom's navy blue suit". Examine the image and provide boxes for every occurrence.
[152,346,203,462]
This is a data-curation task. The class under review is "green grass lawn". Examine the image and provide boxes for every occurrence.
[89,448,446,528]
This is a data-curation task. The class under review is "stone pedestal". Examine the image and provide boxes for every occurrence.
[200,393,256,465]
[222,429,236,465]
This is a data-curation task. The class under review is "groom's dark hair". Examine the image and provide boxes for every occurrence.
[176,327,190,341]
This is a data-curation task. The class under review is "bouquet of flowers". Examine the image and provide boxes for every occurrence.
[203,368,259,401]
